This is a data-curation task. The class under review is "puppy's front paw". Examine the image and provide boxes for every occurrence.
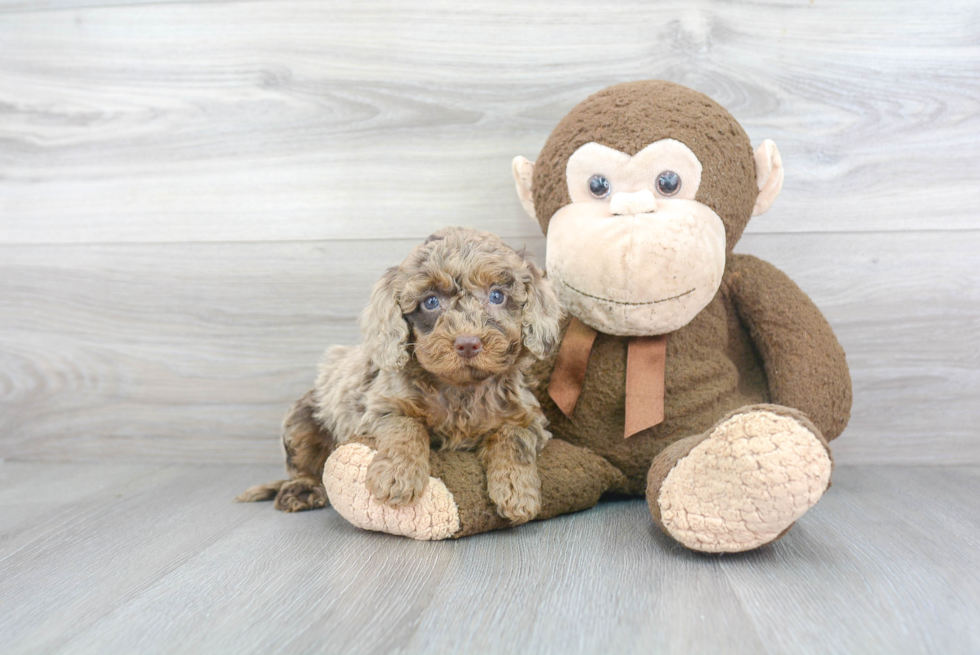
[487,465,541,525]
[365,452,429,507]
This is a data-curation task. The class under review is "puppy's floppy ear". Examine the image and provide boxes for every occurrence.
[359,266,410,371]
[520,256,564,360]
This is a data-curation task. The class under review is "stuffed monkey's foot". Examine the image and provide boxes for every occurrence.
[647,405,833,553]
[324,443,461,540]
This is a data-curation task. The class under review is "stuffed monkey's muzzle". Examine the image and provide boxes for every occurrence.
[545,199,727,337]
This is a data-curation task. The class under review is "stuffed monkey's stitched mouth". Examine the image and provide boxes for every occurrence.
[559,279,696,306]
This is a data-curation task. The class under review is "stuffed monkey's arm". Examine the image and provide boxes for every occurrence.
[726,254,852,441]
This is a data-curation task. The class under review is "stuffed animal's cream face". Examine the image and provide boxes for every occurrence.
[511,82,784,337]
[542,139,726,336]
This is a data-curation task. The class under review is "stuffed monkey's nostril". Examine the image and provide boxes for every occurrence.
[454,336,483,359]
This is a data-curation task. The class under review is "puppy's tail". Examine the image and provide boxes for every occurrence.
[235,480,287,503]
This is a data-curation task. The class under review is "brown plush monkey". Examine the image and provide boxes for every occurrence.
[324,81,852,552]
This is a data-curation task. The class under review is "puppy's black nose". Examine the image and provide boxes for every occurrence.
[454,336,483,359]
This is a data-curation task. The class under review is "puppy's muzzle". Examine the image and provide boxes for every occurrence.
[454,335,483,359]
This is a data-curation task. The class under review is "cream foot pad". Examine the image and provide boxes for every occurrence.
[323,443,460,541]
[658,410,832,553]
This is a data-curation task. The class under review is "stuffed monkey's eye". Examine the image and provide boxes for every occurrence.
[588,174,611,199]
[422,295,440,311]
[656,170,681,196]
[488,290,505,305]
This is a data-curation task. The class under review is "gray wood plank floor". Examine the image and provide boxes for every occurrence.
[1,462,977,655]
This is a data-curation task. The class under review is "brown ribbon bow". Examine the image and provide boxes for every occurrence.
[548,317,667,439]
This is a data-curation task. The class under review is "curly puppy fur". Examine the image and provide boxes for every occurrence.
[237,227,564,524]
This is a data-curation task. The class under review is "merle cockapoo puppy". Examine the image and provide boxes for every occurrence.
[237,226,564,524]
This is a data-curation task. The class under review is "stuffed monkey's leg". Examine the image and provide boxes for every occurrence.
[235,391,334,512]
[324,438,626,540]
[646,404,833,553]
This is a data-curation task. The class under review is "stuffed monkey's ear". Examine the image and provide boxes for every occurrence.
[520,257,564,360]
[512,156,537,221]
[359,267,410,371]
[752,139,784,217]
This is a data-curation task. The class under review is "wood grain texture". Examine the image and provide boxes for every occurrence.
[722,466,980,654]
[2,231,977,464]
[0,463,977,654]
[1,0,978,465]
[1,0,978,244]
[0,463,269,653]
[0,461,160,546]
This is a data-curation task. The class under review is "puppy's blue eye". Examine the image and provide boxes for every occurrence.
[422,296,440,310]
[489,290,505,305]
[588,174,611,199]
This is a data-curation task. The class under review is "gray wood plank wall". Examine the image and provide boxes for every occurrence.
[2,0,978,465]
